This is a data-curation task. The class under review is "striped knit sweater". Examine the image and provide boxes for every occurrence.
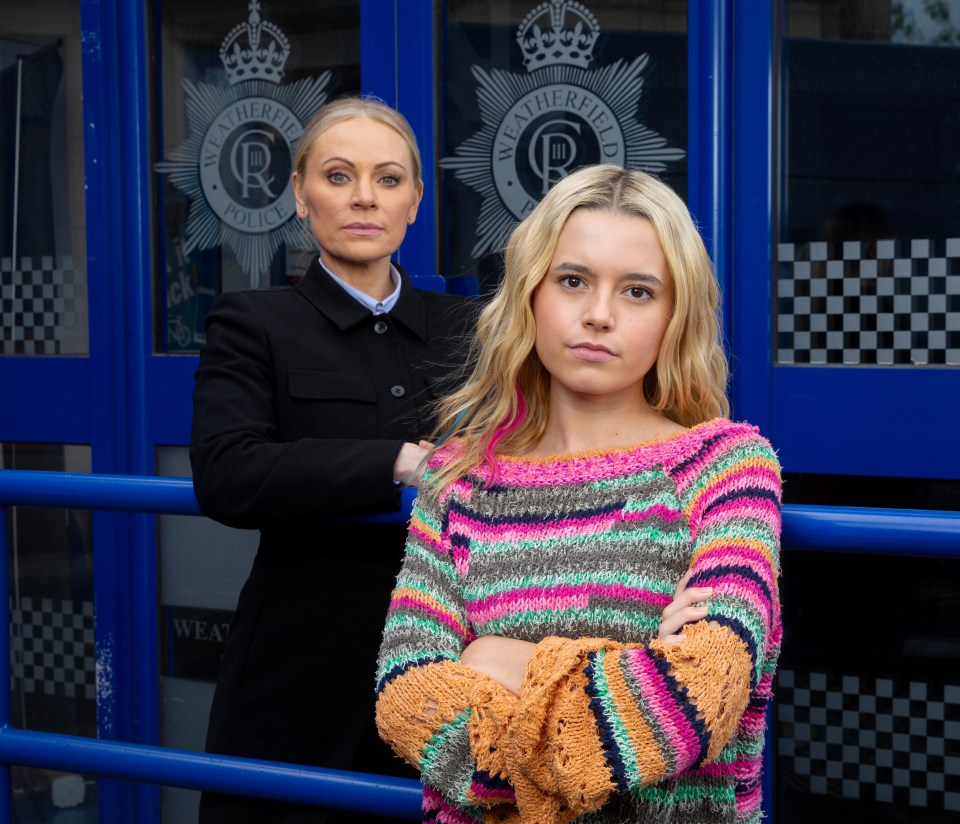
[375,419,782,824]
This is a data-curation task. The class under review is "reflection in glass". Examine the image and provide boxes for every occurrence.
[0,3,88,356]
[156,445,258,822]
[778,548,960,823]
[440,1,687,293]
[778,0,960,367]
[1,442,96,816]
[153,0,361,353]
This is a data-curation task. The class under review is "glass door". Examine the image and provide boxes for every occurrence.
[769,0,960,481]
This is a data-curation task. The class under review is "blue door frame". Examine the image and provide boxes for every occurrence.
[9,2,953,821]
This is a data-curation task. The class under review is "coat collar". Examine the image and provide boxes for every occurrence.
[296,256,428,340]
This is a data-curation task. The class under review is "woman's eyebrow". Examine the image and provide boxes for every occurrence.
[319,155,355,166]
[622,272,665,287]
[553,262,665,287]
[553,261,592,274]
[319,157,408,172]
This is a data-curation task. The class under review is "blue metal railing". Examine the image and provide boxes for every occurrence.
[0,470,422,821]
[0,469,958,822]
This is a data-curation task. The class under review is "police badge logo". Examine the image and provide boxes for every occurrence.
[441,0,685,259]
[156,1,329,283]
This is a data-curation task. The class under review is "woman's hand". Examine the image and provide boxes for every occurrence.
[392,440,433,487]
[460,636,536,696]
[658,570,713,644]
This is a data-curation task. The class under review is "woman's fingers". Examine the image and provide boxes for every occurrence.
[658,604,711,641]
[660,585,713,620]
[393,442,430,486]
[657,573,714,642]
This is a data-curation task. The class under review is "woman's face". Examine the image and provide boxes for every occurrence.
[292,117,423,281]
[532,208,674,407]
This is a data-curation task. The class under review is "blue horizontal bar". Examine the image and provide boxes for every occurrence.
[781,505,959,556]
[0,470,415,522]
[0,471,957,553]
[0,470,198,514]
[0,727,421,819]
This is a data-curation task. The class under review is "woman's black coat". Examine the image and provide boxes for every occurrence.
[190,258,475,821]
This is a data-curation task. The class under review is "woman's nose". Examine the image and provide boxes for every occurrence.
[352,178,376,208]
[582,295,614,330]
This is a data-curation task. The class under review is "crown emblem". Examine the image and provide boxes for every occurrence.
[516,0,600,71]
[219,0,290,85]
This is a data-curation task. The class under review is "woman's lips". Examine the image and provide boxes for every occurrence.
[342,222,383,237]
[570,343,615,362]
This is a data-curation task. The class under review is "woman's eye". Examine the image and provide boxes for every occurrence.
[327,171,348,183]
[560,275,583,289]
[380,174,400,186]
[628,286,651,300]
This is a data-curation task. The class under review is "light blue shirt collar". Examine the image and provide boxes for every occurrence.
[319,256,401,315]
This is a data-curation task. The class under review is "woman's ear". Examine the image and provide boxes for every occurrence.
[291,173,307,219]
[407,179,425,225]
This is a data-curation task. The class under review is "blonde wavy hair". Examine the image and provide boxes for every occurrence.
[427,164,729,492]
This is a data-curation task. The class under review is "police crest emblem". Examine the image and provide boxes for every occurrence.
[156,1,329,283]
[441,0,685,259]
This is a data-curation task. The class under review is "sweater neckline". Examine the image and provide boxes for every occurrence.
[493,417,727,467]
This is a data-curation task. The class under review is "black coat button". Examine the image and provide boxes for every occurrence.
[390,385,406,397]
[374,320,388,334]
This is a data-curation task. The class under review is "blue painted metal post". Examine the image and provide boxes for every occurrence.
[360,0,398,102]
[396,0,439,279]
[730,3,777,434]
[731,0,779,808]
[729,0,778,803]
[79,0,133,814]
[117,0,162,818]
[0,508,10,824]
[80,0,160,813]
[731,5,778,813]
[362,0,439,279]
[687,0,732,337]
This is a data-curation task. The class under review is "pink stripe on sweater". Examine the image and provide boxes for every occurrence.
[624,649,701,773]
[736,782,762,820]
[468,583,670,625]
[468,781,514,802]
[695,571,772,610]
[407,523,442,553]
[422,786,481,824]
[702,495,781,526]
[688,759,736,778]
[669,432,753,490]
[388,595,464,637]
[449,503,682,545]
[694,546,778,577]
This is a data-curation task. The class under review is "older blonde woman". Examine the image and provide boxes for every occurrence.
[191,96,475,823]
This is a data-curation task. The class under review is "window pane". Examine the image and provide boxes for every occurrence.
[0,1,88,356]
[1,442,97,817]
[777,0,960,367]
[777,549,960,823]
[440,1,687,293]
[156,445,257,821]
[154,0,361,353]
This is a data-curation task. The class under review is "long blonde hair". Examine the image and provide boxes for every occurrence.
[428,164,729,492]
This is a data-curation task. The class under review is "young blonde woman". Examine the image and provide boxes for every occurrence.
[375,165,782,823]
